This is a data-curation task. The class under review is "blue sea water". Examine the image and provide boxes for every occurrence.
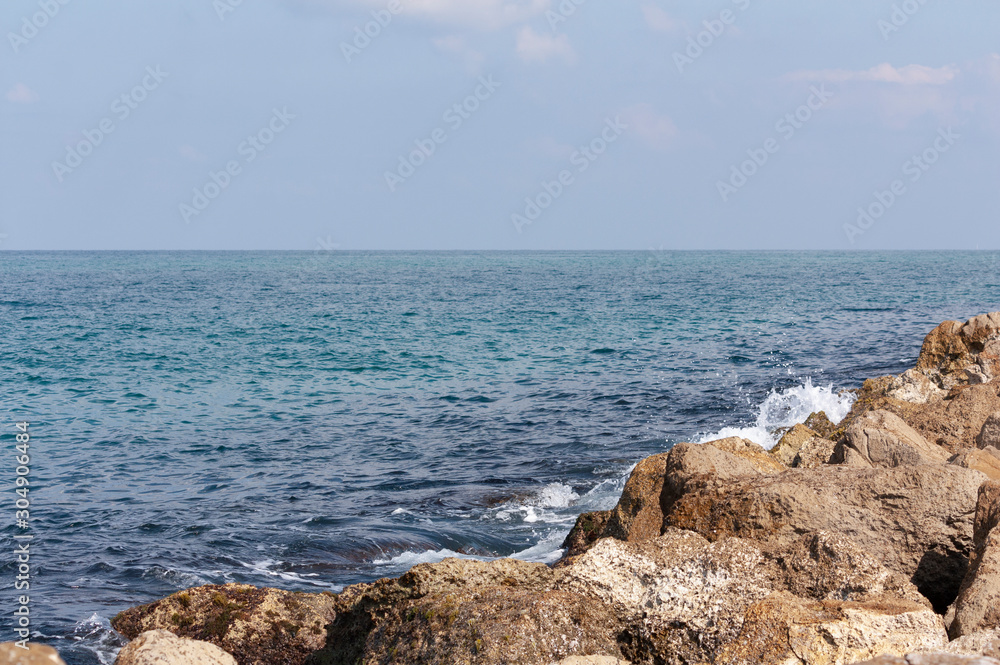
[1,250,999,664]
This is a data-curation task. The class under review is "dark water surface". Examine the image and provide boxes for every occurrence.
[1,251,998,663]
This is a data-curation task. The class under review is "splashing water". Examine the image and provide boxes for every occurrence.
[696,379,855,450]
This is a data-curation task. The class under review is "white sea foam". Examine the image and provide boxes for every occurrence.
[372,548,481,568]
[240,559,342,590]
[696,379,854,450]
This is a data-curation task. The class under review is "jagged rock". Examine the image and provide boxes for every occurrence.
[359,588,624,665]
[793,435,838,468]
[555,529,925,664]
[115,630,236,665]
[979,413,1000,450]
[771,424,820,467]
[915,314,1000,390]
[551,658,631,665]
[112,584,336,665]
[313,557,557,665]
[834,410,950,468]
[951,449,1000,482]
[940,628,1000,658]
[602,438,780,546]
[853,654,1000,664]
[560,510,612,561]
[709,436,788,475]
[774,531,927,605]
[951,481,1000,638]
[716,592,947,665]
[601,452,670,543]
[663,461,985,612]
[888,369,949,404]
[906,385,1000,453]
[0,642,65,664]
[805,411,838,438]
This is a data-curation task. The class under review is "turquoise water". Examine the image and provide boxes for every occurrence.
[1,250,998,663]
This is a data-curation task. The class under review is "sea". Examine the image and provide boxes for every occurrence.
[1,250,998,664]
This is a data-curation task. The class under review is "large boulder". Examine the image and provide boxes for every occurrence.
[555,529,926,664]
[951,481,1000,638]
[915,314,1000,390]
[359,588,624,665]
[111,584,337,665]
[853,655,1000,664]
[940,628,1000,658]
[771,424,821,467]
[834,410,950,468]
[905,385,1000,453]
[115,630,236,665]
[0,642,65,665]
[951,449,1000,482]
[979,413,1000,450]
[716,593,946,665]
[312,557,556,665]
[663,459,985,612]
[560,510,612,560]
[793,435,838,469]
[601,438,781,546]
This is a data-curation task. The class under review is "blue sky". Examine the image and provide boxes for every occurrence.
[1,0,998,250]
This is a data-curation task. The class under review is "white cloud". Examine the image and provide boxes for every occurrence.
[621,103,677,150]
[641,4,678,33]
[285,0,550,30]
[6,83,39,104]
[787,63,958,86]
[515,25,575,64]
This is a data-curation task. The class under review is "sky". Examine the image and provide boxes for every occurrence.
[1,0,998,250]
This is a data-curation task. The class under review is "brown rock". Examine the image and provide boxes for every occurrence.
[602,438,781,546]
[314,557,557,665]
[709,436,788,475]
[852,655,1000,664]
[555,529,926,664]
[906,384,1000,453]
[560,510,612,561]
[716,593,946,665]
[951,449,1000,482]
[940,627,1000,658]
[978,413,1000,450]
[834,410,950,468]
[771,424,820,467]
[793,436,838,468]
[0,642,65,665]
[114,630,236,665]
[915,313,1000,389]
[664,462,985,612]
[360,588,624,665]
[951,481,1000,638]
[601,452,670,543]
[805,411,838,438]
[111,584,336,665]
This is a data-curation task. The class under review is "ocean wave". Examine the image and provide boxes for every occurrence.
[696,379,854,450]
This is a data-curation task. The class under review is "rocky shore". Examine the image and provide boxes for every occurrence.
[14,312,1000,665]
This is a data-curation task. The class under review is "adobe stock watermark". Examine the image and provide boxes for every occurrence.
[51,66,168,183]
[341,0,403,63]
[8,0,71,54]
[179,107,295,223]
[674,0,752,74]
[717,85,834,202]
[844,127,959,244]
[878,0,931,40]
[214,0,244,21]
[511,117,627,234]
[546,0,587,31]
[384,75,501,192]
